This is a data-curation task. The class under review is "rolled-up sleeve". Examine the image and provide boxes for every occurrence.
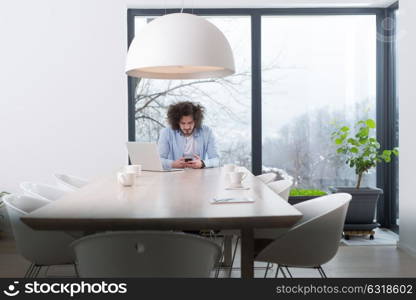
[204,127,220,168]
[158,128,173,170]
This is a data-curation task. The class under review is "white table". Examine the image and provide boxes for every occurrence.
[22,167,302,278]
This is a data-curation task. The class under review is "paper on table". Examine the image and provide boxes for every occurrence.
[211,197,255,204]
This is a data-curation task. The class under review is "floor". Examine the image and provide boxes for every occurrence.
[1,231,416,278]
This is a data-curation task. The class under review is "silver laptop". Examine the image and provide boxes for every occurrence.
[126,142,183,172]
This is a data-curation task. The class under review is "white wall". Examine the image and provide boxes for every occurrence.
[398,0,416,256]
[0,0,130,191]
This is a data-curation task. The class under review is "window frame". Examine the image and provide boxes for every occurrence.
[377,2,399,230]
[127,6,398,228]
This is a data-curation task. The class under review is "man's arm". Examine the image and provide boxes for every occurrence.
[203,127,220,168]
[158,128,174,169]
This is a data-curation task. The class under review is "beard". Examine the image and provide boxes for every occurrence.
[181,129,193,136]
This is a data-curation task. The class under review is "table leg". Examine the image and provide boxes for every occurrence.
[241,228,254,279]
[223,235,233,267]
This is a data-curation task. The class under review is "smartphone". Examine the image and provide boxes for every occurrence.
[185,158,193,162]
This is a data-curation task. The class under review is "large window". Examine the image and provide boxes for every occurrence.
[262,15,377,190]
[127,8,398,227]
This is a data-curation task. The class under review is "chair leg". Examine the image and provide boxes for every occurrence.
[274,264,280,278]
[33,265,42,278]
[28,265,41,278]
[285,266,293,278]
[264,263,270,278]
[274,265,287,278]
[264,263,274,278]
[317,266,327,278]
[26,265,41,278]
[317,266,322,277]
[24,263,35,278]
[73,264,80,278]
[214,253,224,278]
[214,238,226,278]
[228,236,240,278]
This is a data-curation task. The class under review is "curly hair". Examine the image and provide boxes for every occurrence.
[167,101,205,131]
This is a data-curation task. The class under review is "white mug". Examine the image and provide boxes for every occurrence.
[228,171,247,188]
[117,172,135,187]
[223,164,236,172]
[124,164,142,175]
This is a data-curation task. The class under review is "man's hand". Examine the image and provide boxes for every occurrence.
[186,155,203,169]
[171,157,186,169]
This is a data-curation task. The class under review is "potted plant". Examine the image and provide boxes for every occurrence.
[288,189,327,205]
[330,119,398,239]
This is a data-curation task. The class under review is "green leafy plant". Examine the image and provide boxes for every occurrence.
[332,119,398,189]
[290,189,327,197]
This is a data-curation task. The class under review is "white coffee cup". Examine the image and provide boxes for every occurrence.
[228,171,247,188]
[223,164,236,172]
[117,172,135,186]
[124,164,142,175]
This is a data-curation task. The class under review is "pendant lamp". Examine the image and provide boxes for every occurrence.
[125,13,235,79]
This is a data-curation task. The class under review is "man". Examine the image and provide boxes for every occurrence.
[158,101,220,170]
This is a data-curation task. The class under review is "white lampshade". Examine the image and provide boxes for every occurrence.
[125,13,235,79]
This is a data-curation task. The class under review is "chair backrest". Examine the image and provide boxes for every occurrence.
[71,231,222,278]
[53,174,88,191]
[3,194,75,265]
[256,193,351,267]
[20,182,67,202]
[256,173,277,184]
[267,179,293,201]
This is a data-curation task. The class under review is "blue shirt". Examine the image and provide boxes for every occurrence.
[158,125,220,169]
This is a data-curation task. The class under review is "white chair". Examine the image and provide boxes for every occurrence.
[53,174,88,191]
[3,194,76,277]
[256,173,277,184]
[255,193,351,278]
[71,231,221,278]
[20,182,67,202]
[267,179,293,201]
